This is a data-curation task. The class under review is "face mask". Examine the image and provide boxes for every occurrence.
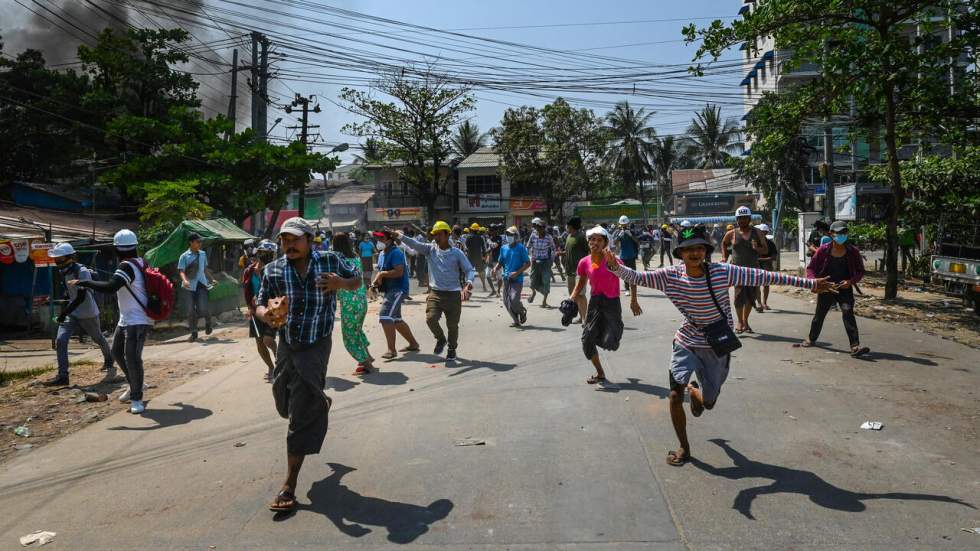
[506,235,516,244]
[833,234,848,245]
[376,242,387,251]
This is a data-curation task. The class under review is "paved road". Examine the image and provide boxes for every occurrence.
[0,279,977,550]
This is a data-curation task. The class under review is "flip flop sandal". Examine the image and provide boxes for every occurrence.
[735,327,746,335]
[586,375,606,385]
[354,365,370,375]
[688,381,704,417]
[381,351,397,360]
[269,490,296,512]
[666,450,690,466]
[744,325,754,333]
[399,346,420,352]
[850,347,870,357]
[793,340,813,348]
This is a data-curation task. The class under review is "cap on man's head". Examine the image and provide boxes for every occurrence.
[371,230,393,239]
[506,225,519,235]
[586,225,609,240]
[277,217,314,238]
[830,220,848,233]
[735,206,752,218]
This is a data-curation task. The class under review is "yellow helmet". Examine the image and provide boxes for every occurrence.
[431,220,452,234]
[470,222,481,231]
[463,227,470,233]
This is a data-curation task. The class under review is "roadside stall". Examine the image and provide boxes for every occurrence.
[144,219,255,323]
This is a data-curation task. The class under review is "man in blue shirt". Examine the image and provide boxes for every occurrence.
[358,234,377,301]
[613,217,640,295]
[397,221,476,360]
[372,230,420,360]
[494,226,532,327]
[178,232,216,342]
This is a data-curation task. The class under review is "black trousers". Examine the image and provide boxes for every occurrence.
[808,288,860,347]
[582,295,623,360]
[273,336,333,456]
[660,243,673,265]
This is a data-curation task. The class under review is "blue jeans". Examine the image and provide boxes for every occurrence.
[186,286,211,334]
[112,324,150,401]
[56,316,112,377]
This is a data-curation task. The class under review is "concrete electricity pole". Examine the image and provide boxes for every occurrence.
[226,48,238,136]
[285,94,321,217]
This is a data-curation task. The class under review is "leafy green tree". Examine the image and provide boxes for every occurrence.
[650,135,686,216]
[450,120,487,160]
[102,107,339,234]
[603,101,656,206]
[339,66,475,216]
[685,1,978,298]
[684,104,742,168]
[353,138,385,164]
[493,98,608,221]
[871,147,980,228]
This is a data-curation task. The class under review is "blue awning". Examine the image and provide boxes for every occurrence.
[740,76,752,86]
[762,50,775,61]
[748,68,757,79]
[739,42,749,51]
[755,59,766,69]
[670,214,763,224]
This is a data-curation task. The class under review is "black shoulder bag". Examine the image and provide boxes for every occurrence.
[701,263,742,356]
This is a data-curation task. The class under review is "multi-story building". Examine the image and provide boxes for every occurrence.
[456,147,551,227]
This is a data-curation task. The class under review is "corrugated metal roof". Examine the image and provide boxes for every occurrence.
[329,185,375,205]
[0,203,131,242]
[458,147,500,169]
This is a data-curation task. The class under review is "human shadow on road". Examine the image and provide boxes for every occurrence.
[616,377,670,398]
[360,370,409,386]
[691,438,974,520]
[107,402,212,431]
[446,357,517,377]
[517,324,563,332]
[289,463,453,543]
[848,351,938,366]
[196,338,238,346]
[325,377,359,392]
[748,333,810,344]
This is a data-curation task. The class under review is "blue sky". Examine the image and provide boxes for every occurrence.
[298,0,742,161]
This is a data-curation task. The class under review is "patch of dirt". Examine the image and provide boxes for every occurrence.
[775,272,980,349]
[0,357,217,465]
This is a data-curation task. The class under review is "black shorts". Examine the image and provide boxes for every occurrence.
[249,316,276,339]
[734,286,758,307]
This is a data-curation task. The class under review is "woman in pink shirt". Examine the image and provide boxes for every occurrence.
[569,225,641,389]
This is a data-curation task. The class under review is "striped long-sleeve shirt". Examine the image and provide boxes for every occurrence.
[614,263,815,348]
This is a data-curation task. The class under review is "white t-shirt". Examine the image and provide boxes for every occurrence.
[115,260,154,327]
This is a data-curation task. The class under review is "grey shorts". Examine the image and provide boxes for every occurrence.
[379,289,406,323]
[668,341,730,404]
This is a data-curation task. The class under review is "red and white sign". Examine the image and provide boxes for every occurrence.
[0,241,13,265]
[30,241,55,267]
[12,239,29,263]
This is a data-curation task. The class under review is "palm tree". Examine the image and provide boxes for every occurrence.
[685,104,742,168]
[450,120,487,159]
[603,101,657,199]
[651,135,683,216]
[353,138,384,164]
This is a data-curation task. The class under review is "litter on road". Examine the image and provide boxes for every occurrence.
[960,527,980,535]
[19,530,56,547]
[13,426,31,437]
[233,441,247,448]
[860,421,884,430]
[455,438,486,447]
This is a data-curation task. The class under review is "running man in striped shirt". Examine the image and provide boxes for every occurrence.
[604,226,833,466]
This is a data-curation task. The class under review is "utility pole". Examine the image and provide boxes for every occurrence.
[258,36,270,142]
[227,48,238,136]
[250,32,259,135]
[285,93,321,218]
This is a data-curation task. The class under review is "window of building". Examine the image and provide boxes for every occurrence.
[467,174,501,195]
[510,181,538,198]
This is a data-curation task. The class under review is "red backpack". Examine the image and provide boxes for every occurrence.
[122,258,175,321]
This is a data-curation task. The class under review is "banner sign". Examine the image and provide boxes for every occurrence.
[0,241,13,265]
[30,240,55,266]
[834,184,858,220]
[368,207,424,222]
[465,194,502,211]
[12,239,29,263]
[574,203,661,222]
[509,198,546,211]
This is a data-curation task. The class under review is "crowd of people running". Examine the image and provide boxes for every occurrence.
[41,206,868,511]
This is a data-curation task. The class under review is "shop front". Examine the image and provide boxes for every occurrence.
[367,206,427,231]
[508,197,548,227]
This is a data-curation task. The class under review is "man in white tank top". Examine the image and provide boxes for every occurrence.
[71,229,153,414]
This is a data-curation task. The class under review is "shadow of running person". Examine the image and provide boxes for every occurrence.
[107,402,212,431]
[446,358,517,377]
[301,463,454,543]
[691,439,974,520]
[617,377,671,399]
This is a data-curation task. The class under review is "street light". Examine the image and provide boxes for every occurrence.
[268,117,284,134]
[329,143,349,154]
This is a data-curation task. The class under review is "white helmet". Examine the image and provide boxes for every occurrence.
[680,220,692,228]
[618,215,630,225]
[113,229,138,248]
[48,242,76,258]
[735,206,752,218]
[586,225,610,240]
[256,239,277,253]
[531,217,544,227]
[757,223,771,233]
